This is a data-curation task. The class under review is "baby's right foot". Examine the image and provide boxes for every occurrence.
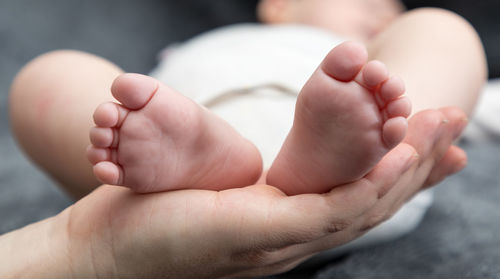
[267,42,411,195]
[87,74,262,193]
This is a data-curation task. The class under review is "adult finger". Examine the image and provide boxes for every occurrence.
[424,145,467,187]
[394,107,467,203]
[271,143,416,243]
[366,107,468,227]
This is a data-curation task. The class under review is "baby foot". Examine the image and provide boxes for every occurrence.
[266,42,411,195]
[87,74,262,193]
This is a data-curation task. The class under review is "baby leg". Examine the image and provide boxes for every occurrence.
[368,8,487,116]
[267,9,486,196]
[9,51,122,199]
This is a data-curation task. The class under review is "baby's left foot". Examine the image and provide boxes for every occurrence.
[267,42,411,195]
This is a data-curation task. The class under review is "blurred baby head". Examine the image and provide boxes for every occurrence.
[257,0,405,41]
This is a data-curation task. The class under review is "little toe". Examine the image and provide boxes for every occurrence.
[359,60,389,88]
[111,73,159,110]
[94,161,123,186]
[379,76,405,102]
[86,145,111,164]
[93,102,129,128]
[322,41,368,82]
[89,127,117,148]
[382,116,408,149]
[385,96,412,119]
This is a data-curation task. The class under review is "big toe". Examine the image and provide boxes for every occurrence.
[322,41,368,82]
[111,73,159,110]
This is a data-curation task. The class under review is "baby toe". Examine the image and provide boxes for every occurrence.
[93,102,117,127]
[93,102,129,128]
[86,145,112,164]
[94,161,123,186]
[89,127,117,148]
[382,116,408,149]
[385,96,412,119]
[379,76,405,102]
[360,60,389,88]
[111,73,159,110]
[322,41,368,82]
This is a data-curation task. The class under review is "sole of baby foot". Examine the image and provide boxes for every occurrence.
[267,41,411,195]
[88,73,263,193]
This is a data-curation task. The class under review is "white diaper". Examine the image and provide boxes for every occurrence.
[464,79,500,142]
[150,23,434,256]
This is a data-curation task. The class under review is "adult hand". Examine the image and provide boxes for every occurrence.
[54,107,467,278]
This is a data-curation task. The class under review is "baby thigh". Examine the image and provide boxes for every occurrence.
[368,8,487,115]
[9,50,123,199]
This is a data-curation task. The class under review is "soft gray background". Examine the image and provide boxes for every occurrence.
[1,0,499,278]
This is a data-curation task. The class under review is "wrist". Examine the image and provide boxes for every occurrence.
[0,210,74,278]
[62,200,117,279]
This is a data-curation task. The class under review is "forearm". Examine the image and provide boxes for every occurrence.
[0,209,76,279]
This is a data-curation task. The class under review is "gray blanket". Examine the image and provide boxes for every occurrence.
[1,0,499,278]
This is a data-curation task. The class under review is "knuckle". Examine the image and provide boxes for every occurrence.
[360,209,390,232]
[277,230,317,246]
[324,218,352,234]
[230,248,276,269]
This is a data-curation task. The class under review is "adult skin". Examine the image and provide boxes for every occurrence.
[0,107,467,279]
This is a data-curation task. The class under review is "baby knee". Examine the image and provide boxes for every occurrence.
[403,7,476,36]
